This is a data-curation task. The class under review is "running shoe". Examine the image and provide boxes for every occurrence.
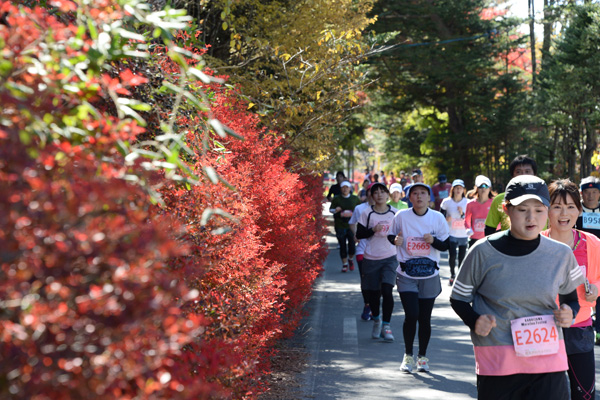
[399,354,415,373]
[341,264,348,273]
[348,259,355,271]
[448,275,455,286]
[361,305,372,321]
[371,318,382,339]
[380,324,394,342]
[416,356,430,372]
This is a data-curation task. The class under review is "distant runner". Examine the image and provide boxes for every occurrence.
[356,183,398,342]
[330,181,361,272]
[464,175,494,248]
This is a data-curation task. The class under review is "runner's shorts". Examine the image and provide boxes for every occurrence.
[360,256,397,290]
[396,273,442,299]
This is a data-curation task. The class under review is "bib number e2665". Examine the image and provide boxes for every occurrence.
[406,237,431,256]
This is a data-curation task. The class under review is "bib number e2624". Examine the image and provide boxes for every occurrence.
[510,315,559,357]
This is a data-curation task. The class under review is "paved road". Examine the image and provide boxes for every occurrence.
[298,207,600,399]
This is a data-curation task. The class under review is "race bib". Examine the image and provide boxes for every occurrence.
[340,210,353,218]
[510,315,559,357]
[451,219,465,230]
[474,218,486,232]
[406,237,431,256]
[582,213,600,230]
[375,223,391,237]
[438,190,449,199]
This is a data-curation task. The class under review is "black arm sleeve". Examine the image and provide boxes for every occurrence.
[440,209,447,217]
[450,298,481,331]
[558,290,580,319]
[431,237,449,251]
[484,225,497,236]
[356,223,374,239]
[387,235,396,245]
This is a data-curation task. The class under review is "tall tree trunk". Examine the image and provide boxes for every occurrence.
[529,0,537,88]
[582,117,597,177]
[541,0,553,70]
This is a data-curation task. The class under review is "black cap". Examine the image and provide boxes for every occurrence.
[505,176,550,207]
[438,173,447,183]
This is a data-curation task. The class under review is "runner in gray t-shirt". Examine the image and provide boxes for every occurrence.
[450,176,584,400]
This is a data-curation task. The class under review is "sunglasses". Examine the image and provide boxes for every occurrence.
[478,184,490,189]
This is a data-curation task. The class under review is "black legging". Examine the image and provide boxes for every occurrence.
[567,351,595,400]
[448,242,467,277]
[335,228,355,259]
[365,283,394,322]
[399,292,436,356]
[356,258,369,305]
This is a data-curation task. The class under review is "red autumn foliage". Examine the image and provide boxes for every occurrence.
[159,67,327,397]
[1,0,327,398]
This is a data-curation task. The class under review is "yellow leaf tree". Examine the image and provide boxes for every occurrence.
[187,0,376,169]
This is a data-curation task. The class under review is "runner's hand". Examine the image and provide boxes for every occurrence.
[373,223,383,233]
[394,232,403,246]
[553,304,573,328]
[423,233,434,244]
[335,206,342,213]
[585,284,598,302]
[474,314,496,337]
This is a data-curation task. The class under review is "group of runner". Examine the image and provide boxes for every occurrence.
[327,155,600,399]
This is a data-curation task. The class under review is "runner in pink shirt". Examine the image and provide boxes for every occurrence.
[465,175,494,248]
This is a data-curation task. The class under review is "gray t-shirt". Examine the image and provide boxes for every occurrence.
[452,235,584,347]
[451,235,585,375]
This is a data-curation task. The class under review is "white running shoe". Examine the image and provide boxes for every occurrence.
[371,319,382,339]
[416,356,430,372]
[400,354,415,373]
[380,324,394,342]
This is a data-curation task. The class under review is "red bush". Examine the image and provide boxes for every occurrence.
[160,80,327,397]
[0,1,218,398]
[0,1,327,398]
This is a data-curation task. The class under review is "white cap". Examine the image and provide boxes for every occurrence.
[475,175,492,188]
[340,181,352,188]
[451,179,465,188]
[390,183,403,194]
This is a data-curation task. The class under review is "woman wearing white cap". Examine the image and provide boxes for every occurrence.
[388,183,408,210]
[465,175,495,248]
[390,182,450,373]
[440,179,469,285]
